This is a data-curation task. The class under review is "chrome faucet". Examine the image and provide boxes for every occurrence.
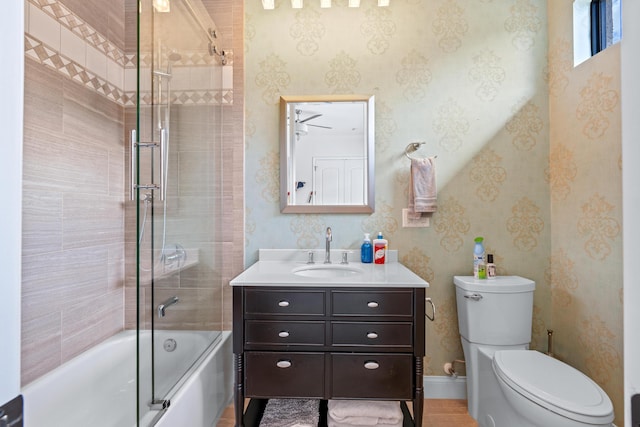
[158,296,179,318]
[325,227,332,264]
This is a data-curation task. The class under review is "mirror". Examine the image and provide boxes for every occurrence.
[280,94,375,214]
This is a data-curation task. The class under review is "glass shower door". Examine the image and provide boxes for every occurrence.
[135,0,225,424]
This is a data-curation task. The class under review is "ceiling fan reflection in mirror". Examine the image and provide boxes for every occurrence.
[294,109,332,140]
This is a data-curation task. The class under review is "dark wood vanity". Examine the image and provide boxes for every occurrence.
[232,285,426,427]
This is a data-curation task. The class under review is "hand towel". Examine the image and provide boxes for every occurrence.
[259,399,320,427]
[327,400,403,426]
[408,156,437,218]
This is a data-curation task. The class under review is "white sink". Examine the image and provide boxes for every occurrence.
[291,263,364,278]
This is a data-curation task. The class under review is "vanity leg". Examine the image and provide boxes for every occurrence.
[414,356,424,427]
[234,353,244,427]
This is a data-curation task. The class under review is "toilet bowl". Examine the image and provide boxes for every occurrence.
[454,276,614,427]
[492,349,614,427]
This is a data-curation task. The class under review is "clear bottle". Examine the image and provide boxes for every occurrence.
[361,233,373,263]
[486,254,496,279]
[473,237,486,279]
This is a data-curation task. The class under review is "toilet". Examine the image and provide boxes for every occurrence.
[454,275,614,427]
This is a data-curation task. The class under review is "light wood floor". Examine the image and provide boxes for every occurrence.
[215,399,478,427]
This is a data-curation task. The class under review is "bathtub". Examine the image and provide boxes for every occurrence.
[22,329,233,427]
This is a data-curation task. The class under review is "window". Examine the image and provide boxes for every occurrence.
[573,0,621,66]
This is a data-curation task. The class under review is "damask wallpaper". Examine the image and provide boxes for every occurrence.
[547,2,623,424]
[244,0,623,424]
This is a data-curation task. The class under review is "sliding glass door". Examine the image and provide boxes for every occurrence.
[135,0,226,424]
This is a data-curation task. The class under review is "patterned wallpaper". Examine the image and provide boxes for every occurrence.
[548,2,623,425]
[245,0,549,368]
[244,0,622,424]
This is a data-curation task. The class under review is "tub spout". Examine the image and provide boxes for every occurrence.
[158,296,179,318]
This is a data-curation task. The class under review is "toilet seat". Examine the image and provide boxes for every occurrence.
[493,350,614,424]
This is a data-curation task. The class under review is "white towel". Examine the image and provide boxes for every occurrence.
[408,156,437,218]
[327,413,403,427]
[327,400,403,426]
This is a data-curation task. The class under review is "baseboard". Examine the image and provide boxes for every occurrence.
[423,375,467,399]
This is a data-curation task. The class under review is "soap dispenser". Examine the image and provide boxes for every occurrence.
[361,233,373,263]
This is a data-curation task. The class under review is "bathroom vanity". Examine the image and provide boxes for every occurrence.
[230,250,429,427]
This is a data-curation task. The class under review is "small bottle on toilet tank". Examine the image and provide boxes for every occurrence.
[486,254,496,279]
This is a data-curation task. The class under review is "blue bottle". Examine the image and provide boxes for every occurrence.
[473,237,486,279]
[361,233,373,263]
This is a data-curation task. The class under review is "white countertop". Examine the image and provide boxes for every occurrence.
[230,249,429,288]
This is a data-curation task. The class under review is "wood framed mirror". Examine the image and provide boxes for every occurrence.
[279,94,375,214]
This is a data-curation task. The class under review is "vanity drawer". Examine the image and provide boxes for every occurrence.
[245,351,325,398]
[330,353,413,399]
[244,289,326,316]
[331,321,413,348]
[331,290,413,317]
[245,320,325,347]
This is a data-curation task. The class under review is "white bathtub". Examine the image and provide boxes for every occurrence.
[22,330,233,427]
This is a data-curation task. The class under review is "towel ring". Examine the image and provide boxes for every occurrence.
[425,297,436,322]
[404,142,437,160]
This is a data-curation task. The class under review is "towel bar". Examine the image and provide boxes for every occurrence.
[404,142,437,160]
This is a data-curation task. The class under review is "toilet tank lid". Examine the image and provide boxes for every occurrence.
[493,350,614,421]
[453,276,535,293]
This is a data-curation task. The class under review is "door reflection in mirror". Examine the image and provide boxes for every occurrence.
[279,95,375,214]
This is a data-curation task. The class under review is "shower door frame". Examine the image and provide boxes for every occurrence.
[134,0,226,425]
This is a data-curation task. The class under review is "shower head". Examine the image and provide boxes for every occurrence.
[164,51,181,75]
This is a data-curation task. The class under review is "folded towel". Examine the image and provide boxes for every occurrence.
[327,412,403,427]
[327,400,403,426]
[260,399,320,427]
[408,156,437,218]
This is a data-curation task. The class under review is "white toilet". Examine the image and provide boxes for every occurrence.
[454,275,614,427]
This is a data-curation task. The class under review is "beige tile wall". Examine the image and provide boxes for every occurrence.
[21,0,244,386]
[22,56,125,385]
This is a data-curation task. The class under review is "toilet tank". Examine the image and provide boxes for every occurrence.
[454,276,535,346]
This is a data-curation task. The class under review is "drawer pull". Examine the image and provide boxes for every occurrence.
[278,331,290,338]
[364,361,379,370]
[367,301,379,308]
[278,300,290,307]
[366,332,378,339]
[276,360,292,368]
